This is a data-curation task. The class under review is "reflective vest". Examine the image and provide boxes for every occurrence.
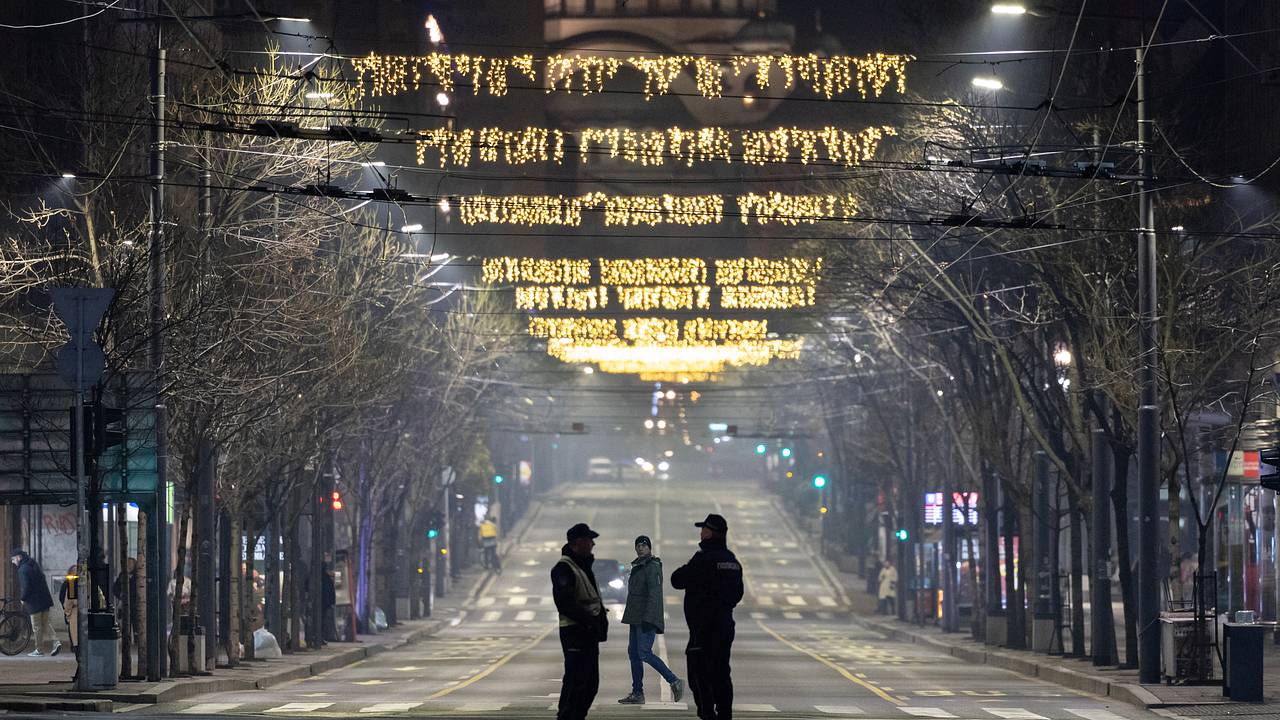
[555,555,603,628]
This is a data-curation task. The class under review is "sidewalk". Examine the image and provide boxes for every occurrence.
[0,563,491,712]
[826,557,1280,712]
[0,499,557,714]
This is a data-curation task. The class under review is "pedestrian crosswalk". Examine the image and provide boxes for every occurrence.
[465,606,848,624]
[169,701,1123,718]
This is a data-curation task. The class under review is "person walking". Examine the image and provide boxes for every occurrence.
[878,558,898,615]
[671,514,742,720]
[10,550,61,657]
[617,535,683,705]
[60,565,80,652]
[551,523,608,720]
[479,517,501,573]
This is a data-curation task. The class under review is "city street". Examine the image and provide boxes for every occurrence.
[128,476,1161,719]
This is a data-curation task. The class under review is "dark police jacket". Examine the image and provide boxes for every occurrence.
[16,554,54,615]
[670,538,743,645]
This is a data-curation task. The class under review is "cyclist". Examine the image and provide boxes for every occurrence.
[479,517,501,573]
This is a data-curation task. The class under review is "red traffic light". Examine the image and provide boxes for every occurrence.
[331,490,344,510]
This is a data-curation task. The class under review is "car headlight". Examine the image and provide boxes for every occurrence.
[608,578,624,589]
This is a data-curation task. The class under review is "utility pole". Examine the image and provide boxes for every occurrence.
[1136,45,1162,685]
[146,26,168,681]
[195,148,216,670]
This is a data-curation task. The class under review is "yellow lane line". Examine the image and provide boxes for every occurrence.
[755,619,903,706]
[424,625,554,701]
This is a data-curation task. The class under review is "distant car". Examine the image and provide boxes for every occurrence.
[593,558,629,603]
[587,457,614,481]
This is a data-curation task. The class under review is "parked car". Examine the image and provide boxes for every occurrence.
[593,558,629,603]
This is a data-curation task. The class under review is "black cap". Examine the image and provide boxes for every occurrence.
[695,514,728,533]
[567,523,599,541]
[634,535,651,548]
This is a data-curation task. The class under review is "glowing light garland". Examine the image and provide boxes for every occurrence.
[528,317,768,342]
[414,125,895,168]
[715,257,823,285]
[351,52,913,101]
[460,194,858,227]
[546,339,804,374]
[599,258,707,285]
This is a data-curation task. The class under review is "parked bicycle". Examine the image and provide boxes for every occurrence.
[0,598,32,656]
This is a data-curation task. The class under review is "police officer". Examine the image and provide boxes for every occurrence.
[551,523,608,720]
[671,514,743,720]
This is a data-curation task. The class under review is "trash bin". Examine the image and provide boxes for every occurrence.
[84,611,119,690]
[176,615,206,675]
[1223,622,1266,701]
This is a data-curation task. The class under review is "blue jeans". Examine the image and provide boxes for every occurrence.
[628,624,677,694]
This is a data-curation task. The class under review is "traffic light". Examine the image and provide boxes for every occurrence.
[780,447,792,458]
[426,527,439,539]
[755,443,767,455]
[812,474,827,489]
[819,506,829,514]
[493,474,504,484]
[331,490,344,511]
[895,528,909,541]
[94,404,125,454]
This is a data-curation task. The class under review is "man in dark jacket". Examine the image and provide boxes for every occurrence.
[617,535,683,705]
[10,550,61,657]
[671,514,742,720]
[551,523,608,720]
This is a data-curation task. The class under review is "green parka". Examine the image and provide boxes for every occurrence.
[620,555,665,632]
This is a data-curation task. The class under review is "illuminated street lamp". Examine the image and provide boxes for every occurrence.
[990,3,1027,14]
[971,76,1003,91]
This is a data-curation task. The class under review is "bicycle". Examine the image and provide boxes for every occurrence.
[0,598,32,656]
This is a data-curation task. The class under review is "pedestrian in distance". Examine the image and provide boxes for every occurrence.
[617,534,684,705]
[320,556,337,643]
[671,514,742,720]
[479,516,501,573]
[59,565,79,651]
[552,523,608,720]
[878,558,898,615]
[9,549,61,657]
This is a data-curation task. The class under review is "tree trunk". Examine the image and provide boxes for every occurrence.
[1069,492,1086,657]
[1018,503,1035,648]
[118,502,133,678]
[137,509,148,677]
[169,498,192,673]
[1111,445,1138,668]
[1004,501,1025,649]
[241,518,256,661]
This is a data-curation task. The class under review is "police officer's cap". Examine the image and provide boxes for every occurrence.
[566,523,599,541]
[694,514,728,533]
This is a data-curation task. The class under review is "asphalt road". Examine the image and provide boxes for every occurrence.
[127,475,1164,720]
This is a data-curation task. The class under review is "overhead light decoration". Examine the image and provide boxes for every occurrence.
[458,193,860,227]
[351,52,913,101]
[414,125,896,168]
[485,257,820,378]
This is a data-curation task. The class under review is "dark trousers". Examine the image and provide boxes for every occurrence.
[687,625,734,720]
[557,627,600,720]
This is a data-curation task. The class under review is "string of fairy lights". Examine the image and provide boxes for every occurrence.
[350,52,913,101]
[383,50,886,378]
[415,125,896,168]
[483,258,820,377]
[458,192,860,227]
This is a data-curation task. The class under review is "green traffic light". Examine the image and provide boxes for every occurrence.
[895,528,909,541]
[781,447,792,458]
[494,474,504,484]
[812,475,827,489]
[427,529,439,539]
[755,443,767,455]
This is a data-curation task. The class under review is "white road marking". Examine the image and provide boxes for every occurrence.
[482,611,502,622]
[902,708,957,718]
[180,704,242,714]
[736,703,779,712]
[641,702,688,710]
[359,703,420,713]
[815,705,865,715]
[784,611,803,620]
[264,703,333,713]
[456,702,509,712]
[477,597,495,607]
[1067,710,1128,720]
[515,610,536,622]
[786,595,807,606]
[758,595,775,606]
[509,595,528,606]
[751,612,767,619]
[985,709,1047,720]
[818,596,838,606]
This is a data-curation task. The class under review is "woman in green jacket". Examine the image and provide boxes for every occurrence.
[618,535,684,705]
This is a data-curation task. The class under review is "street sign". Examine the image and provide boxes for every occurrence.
[50,288,114,392]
